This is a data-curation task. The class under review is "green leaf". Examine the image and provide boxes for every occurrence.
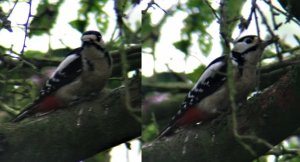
[186,65,206,82]
[198,35,212,56]
[78,0,109,32]
[180,0,215,55]
[173,39,191,54]
[29,0,64,37]
[69,20,87,33]
[142,123,159,142]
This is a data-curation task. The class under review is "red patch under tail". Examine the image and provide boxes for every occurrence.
[176,106,210,126]
[36,95,64,112]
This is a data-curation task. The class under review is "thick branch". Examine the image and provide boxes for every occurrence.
[143,65,300,162]
[0,77,141,162]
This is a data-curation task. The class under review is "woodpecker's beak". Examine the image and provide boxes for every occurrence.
[261,36,278,48]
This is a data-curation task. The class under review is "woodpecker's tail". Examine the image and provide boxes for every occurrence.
[155,123,178,140]
[156,127,173,139]
[12,104,35,122]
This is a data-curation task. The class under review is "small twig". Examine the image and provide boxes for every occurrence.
[0,101,18,115]
[262,0,300,26]
[280,46,300,54]
[238,0,256,33]
[253,6,261,38]
[204,0,220,20]
[109,26,118,44]
[255,5,275,37]
[151,2,168,14]
[142,0,168,15]
[256,4,282,61]
[6,47,37,69]
[253,6,262,92]
[6,0,19,18]
[268,0,281,30]
[20,0,33,55]
[219,0,232,54]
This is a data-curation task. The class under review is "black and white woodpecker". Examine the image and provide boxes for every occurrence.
[158,35,274,138]
[13,30,112,122]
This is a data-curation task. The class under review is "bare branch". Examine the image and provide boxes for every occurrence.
[20,0,33,55]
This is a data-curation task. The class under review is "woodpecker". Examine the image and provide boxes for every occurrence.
[158,35,273,138]
[12,30,112,122]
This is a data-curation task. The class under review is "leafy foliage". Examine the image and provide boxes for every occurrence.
[174,0,215,55]
[29,0,64,36]
[186,64,206,82]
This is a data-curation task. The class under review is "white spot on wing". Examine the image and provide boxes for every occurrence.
[177,110,182,115]
[50,54,80,78]
[192,61,225,90]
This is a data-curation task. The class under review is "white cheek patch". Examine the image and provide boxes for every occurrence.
[232,41,257,54]
[232,43,248,53]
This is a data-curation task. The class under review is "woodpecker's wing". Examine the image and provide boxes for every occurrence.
[158,56,228,137]
[12,48,83,122]
[39,48,83,99]
[180,56,227,111]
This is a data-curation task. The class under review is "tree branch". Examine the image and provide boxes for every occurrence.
[0,76,141,162]
[143,65,300,162]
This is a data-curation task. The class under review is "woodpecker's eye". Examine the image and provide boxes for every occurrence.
[96,35,101,41]
[244,37,253,44]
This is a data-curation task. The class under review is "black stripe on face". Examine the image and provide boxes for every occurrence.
[232,44,259,56]
[241,44,259,55]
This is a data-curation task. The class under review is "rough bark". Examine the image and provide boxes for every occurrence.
[143,65,300,162]
[0,76,141,162]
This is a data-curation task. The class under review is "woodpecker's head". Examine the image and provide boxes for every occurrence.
[232,35,261,54]
[81,30,104,47]
[232,35,273,64]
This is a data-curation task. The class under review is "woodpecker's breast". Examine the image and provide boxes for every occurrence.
[235,65,257,101]
[54,45,112,103]
[80,45,112,88]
